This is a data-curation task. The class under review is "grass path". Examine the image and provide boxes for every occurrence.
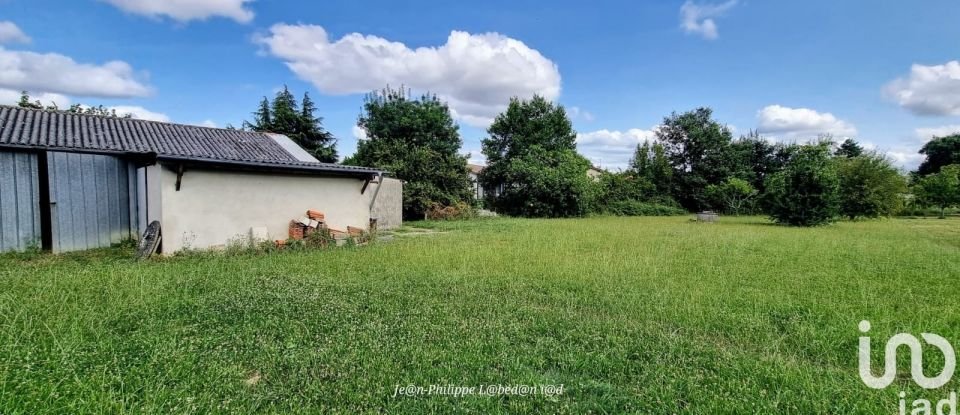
[1,216,958,413]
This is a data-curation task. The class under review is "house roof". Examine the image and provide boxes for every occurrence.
[0,105,382,177]
[467,164,485,174]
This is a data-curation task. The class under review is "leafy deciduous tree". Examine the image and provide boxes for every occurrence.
[705,177,757,215]
[917,135,960,176]
[728,131,793,195]
[480,95,593,217]
[914,164,960,219]
[763,144,840,226]
[656,108,734,211]
[629,140,673,200]
[836,153,907,219]
[349,87,473,219]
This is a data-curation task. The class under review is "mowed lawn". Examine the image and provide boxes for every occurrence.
[1,217,958,414]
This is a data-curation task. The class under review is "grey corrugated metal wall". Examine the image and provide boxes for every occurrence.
[48,152,138,253]
[0,151,41,252]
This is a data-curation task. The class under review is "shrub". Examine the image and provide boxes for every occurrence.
[589,170,685,216]
[593,172,650,207]
[763,144,840,226]
[604,201,688,217]
[487,148,595,218]
[836,153,907,220]
[348,87,474,220]
[480,96,593,218]
[305,228,336,248]
[913,164,960,219]
[425,202,476,220]
[705,177,758,215]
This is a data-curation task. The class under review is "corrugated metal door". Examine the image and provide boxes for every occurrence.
[0,151,41,252]
[47,152,138,253]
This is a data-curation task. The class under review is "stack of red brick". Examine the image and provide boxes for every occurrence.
[281,210,369,247]
[288,210,326,240]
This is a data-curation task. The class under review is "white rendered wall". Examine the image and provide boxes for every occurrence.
[158,165,371,253]
[368,177,403,230]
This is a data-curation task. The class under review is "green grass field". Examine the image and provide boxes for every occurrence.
[1,216,958,413]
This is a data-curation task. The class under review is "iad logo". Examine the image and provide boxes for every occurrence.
[859,320,956,389]
[859,321,960,415]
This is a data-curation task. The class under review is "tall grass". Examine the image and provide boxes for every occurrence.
[0,216,958,413]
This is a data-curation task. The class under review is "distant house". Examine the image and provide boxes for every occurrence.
[0,106,401,254]
[587,166,604,181]
[467,163,603,201]
[467,163,486,199]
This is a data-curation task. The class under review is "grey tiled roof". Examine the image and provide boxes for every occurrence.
[0,105,381,176]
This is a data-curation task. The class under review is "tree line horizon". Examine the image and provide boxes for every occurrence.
[16,88,960,225]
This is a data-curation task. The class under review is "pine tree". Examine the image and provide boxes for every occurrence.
[270,86,299,135]
[298,92,338,163]
[244,87,338,163]
[244,97,272,131]
[835,138,864,158]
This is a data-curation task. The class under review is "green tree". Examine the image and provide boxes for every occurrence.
[480,95,593,217]
[835,138,865,158]
[836,153,907,220]
[593,171,649,211]
[297,92,338,162]
[244,86,338,163]
[763,144,840,226]
[705,177,757,215]
[629,140,673,200]
[656,108,734,211]
[249,97,272,130]
[349,87,472,219]
[728,131,791,195]
[914,164,960,218]
[270,87,300,136]
[917,135,960,176]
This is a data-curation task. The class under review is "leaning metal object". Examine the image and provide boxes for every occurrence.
[136,221,162,260]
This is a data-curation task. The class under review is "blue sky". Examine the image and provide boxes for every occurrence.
[2,0,959,170]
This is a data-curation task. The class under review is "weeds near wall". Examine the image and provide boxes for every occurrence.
[426,202,477,220]
[173,228,374,258]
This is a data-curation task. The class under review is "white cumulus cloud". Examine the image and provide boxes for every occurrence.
[255,24,561,128]
[756,105,857,140]
[916,125,960,142]
[461,148,486,166]
[352,125,368,141]
[0,88,71,108]
[108,105,169,122]
[576,127,660,171]
[885,149,925,171]
[0,22,30,45]
[569,106,595,122]
[99,0,255,23]
[885,61,960,116]
[0,47,152,98]
[680,0,738,40]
